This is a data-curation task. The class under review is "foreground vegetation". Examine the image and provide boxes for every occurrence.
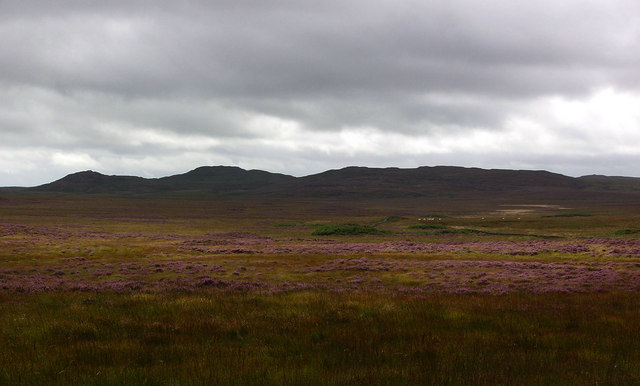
[3,291,640,385]
[2,192,640,384]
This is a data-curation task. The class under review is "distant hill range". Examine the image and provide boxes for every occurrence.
[33,166,295,195]
[27,166,640,200]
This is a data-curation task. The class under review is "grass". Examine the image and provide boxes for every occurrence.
[312,223,389,236]
[434,228,490,235]
[371,216,406,226]
[543,212,594,218]
[2,291,640,385]
[612,229,640,236]
[408,224,447,230]
[414,227,557,238]
[3,192,640,383]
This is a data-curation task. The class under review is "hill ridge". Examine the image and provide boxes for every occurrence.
[28,165,640,197]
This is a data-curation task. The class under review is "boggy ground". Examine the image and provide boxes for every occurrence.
[2,193,640,384]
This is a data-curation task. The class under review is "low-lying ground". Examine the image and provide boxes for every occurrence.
[2,193,640,384]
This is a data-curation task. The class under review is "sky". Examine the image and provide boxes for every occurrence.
[1,0,640,186]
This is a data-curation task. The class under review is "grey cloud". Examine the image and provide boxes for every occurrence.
[239,91,520,134]
[2,0,638,99]
[1,0,640,185]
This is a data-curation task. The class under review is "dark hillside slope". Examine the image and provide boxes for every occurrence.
[154,166,296,193]
[290,166,582,198]
[577,175,640,192]
[29,166,640,202]
[33,167,295,195]
[35,171,149,193]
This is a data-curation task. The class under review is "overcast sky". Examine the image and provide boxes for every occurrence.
[1,0,640,186]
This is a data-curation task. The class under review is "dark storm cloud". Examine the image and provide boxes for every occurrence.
[1,0,639,186]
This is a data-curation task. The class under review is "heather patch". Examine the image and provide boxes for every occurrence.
[3,194,640,384]
[178,236,640,257]
[3,255,640,295]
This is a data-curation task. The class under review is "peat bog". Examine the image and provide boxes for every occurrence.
[2,174,640,384]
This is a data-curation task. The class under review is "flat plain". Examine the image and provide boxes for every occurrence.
[2,189,640,385]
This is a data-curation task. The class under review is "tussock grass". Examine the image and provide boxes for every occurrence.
[2,291,640,385]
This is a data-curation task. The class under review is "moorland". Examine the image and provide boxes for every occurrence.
[2,165,640,384]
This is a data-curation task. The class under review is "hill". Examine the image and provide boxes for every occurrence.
[155,166,295,193]
[27,165,640,202]
[290,166,581,198]
[34,171,149,194]
[34,166,294,194]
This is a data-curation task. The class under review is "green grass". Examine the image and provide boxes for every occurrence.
[543,212,594,218]
[611,229,640,236]
[431,228,548,237]
[435,228,489,235]
[312,223,389,236]
[408,224,447,230]
[371,216,406,227]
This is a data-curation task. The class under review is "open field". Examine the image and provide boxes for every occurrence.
[2,192,640,384]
